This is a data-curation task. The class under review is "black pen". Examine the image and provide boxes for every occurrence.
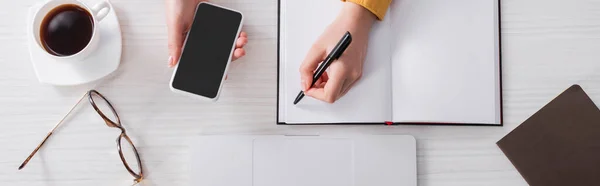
[293,31,352,105]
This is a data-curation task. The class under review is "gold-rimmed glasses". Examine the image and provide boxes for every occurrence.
[18,90,144,184]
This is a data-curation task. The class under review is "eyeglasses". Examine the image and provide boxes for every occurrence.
[18,90,144,184]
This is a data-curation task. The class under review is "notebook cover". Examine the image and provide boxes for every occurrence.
[497,84,600,186]
[276,0,504,126]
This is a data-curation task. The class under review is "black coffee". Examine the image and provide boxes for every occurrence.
[40,4,93,56]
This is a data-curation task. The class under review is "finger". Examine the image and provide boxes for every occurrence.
[322,71,329,82]
[314,71,329,86]
[314,78,323,86]
[317,81,327,88]
[311,79,328,89]
[314,76,325,86]
[305,72,344,103]
[240,31,247,38]
[236,36,248,48]
[306,81,329,96]
[167,25,185,67]
[299,46,326,91]
[322,72,345,103]
[232,48,245,61]
[305,87,324,99]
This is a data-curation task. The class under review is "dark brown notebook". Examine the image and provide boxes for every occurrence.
[497,84,600,186]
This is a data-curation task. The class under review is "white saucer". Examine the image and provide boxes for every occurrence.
[28,0,122,86]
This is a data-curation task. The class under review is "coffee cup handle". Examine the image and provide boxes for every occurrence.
[92,1,111,22]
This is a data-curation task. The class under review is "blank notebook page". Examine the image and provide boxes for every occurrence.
[282,0,392,123]
[390,0,501,124]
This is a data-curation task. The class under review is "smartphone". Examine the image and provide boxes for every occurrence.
[170,2,243,101]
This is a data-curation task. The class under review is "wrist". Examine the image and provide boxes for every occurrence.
[339,2,376,33]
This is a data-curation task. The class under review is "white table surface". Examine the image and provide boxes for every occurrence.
[2,0,600,185]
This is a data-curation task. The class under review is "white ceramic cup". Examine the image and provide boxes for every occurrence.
[31,0,111,62]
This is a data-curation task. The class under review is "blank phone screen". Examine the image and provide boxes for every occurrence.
[172,3,242,99]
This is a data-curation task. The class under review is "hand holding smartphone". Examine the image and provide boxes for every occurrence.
[170,2,244,101]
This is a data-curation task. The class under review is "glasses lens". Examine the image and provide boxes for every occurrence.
[120,135,142,178]
[89,91,120,126]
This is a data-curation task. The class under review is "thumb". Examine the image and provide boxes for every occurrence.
[167,23,185,67]
[299,46,326,91]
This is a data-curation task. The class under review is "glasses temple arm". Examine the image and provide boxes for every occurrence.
[18,93,87,170]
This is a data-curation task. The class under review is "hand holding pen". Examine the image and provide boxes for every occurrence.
[294,32,352,105]
[294,31,352,104]
[296,2,377,104]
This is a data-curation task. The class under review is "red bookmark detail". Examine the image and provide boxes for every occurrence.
[385,121,393,125]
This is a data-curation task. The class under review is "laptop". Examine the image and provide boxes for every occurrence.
[190,135,417,186]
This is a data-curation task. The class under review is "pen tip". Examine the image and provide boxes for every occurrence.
[294,91,304,105]
[18,164,24,170]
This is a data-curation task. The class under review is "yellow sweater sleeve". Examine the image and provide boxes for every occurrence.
[342,0,392,20]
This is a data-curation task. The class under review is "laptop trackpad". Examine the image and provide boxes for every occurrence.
[253,138,354,186]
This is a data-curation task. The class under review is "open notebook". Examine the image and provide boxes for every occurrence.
[278,0,502,125]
